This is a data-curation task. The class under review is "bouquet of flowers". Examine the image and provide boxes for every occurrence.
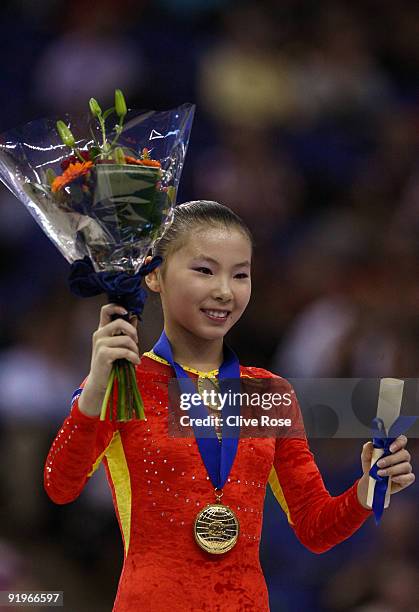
[0,89,195,421]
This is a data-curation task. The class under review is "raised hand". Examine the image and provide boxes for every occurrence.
[78,303,140,417]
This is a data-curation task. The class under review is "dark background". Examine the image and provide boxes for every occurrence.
[0,1,418,610]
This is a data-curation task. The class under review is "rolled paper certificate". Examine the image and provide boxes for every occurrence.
[367,378,404,509]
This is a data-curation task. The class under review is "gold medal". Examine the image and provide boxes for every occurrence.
[194,489,239,554]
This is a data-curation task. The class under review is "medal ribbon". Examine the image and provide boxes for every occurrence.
[152,330,241,489]
[369,415,417,525]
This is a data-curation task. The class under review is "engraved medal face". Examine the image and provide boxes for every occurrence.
[194,503,239,554]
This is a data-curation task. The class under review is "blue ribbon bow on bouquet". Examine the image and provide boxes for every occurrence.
[369,415,417,525]
[68,255,163,317]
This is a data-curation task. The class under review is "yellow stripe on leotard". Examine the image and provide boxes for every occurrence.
[85,430,132,555]
[103,431,132,556]
[87,436,115,477]
[268,465,294,525]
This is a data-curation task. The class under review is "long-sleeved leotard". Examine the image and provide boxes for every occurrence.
[44,353,372,612]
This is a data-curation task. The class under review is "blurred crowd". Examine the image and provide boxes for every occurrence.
[0,0,419,610]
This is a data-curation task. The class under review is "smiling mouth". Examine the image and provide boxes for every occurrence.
[201,309,231,321]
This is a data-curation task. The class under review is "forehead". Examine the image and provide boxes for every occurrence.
[181,226,252,260]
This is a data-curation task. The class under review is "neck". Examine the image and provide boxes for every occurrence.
[163,325,224,371]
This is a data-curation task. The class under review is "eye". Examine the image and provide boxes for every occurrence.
[194,267,213,275]
[235,273,249,279]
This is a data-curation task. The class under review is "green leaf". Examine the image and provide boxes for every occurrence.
[88,145,102,160]
[89,126,101,148]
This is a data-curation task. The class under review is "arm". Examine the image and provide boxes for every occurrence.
[44,387,116,504]
[44,303,140,505]
[268,386,373,554]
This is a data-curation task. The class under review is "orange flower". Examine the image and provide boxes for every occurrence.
[124,155,161,168]
[51,160,94,193]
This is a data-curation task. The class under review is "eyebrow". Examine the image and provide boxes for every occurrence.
[191,255,251,267]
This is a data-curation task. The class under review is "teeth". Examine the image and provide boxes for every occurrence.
[204,310,228,319]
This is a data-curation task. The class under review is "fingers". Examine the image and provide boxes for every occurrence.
[389,434,408,453]
[378,461,412,477]
[377,447,411,470]
[99,303,128,328]
[375,436,414,487]
[98,346,141,365]
[365,434,415,495]
[95,317,139,345]
[94,333,140,363]
[391,473,415,487]
[99,334,140,354]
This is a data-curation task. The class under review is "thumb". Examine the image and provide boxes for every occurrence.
[361,441,374,474]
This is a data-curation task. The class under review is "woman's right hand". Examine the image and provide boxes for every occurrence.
[78,303,140,417]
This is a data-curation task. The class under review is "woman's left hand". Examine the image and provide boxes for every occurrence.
[357,435,415,509]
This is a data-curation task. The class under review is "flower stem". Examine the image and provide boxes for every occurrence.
[115,362,123,420]
[74,148,86,163]
[108,115,125,151]
[128,361,145,420]
[100,361,144,422]
[126,362,133,420]
[100,117,107,153]
[119,361,127,420]
[100,367,115,421]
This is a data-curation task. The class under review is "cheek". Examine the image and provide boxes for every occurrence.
[170,283,203,311]
[237,283,251,308]
[182,278,207,301]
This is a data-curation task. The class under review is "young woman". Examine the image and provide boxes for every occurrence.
[44,201,415,612]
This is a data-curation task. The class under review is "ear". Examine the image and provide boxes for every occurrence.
[144,255,162,293]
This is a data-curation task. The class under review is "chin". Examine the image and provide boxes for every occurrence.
[193,326,228,341]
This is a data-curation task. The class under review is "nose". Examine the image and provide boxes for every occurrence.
[212,276,233,303]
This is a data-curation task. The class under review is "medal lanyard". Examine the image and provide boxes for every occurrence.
[152,331,241,490]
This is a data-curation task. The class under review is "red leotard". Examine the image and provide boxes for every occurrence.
[44,353,372,612]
